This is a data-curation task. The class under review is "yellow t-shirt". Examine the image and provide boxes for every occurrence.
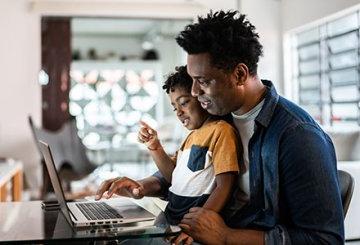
[165,120,240,224]
[169,120,239,197]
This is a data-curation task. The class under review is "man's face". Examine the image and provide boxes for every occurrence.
[187,53,241,116]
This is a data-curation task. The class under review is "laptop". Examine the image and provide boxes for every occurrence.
[38,140,156,227]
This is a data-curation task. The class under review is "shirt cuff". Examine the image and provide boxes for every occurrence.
[265,225,291,245]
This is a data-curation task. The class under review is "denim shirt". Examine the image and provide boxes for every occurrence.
[154,80,344,244]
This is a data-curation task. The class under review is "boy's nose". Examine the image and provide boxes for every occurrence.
[177,109,183,117]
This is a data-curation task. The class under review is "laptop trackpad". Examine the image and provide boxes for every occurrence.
[101,198,155,219]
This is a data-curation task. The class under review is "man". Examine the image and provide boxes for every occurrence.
[96,10,344,244]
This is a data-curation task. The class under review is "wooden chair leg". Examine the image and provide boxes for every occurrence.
[0,184,7,201]
[12,170,23,201]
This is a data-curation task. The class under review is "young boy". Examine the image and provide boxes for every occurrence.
[138,66,240,231]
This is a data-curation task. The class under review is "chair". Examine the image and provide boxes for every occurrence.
[338,170,355,217]
[28,116,97,198]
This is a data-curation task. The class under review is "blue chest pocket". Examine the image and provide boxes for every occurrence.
[187,145,208,172]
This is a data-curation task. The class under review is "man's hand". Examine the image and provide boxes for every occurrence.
[95,177,145,200]
[179,207,228,245]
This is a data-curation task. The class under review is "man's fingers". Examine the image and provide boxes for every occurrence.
[179,223,191,231]
[179,221,193,234]
[180,211,198,228]
[95,179,115,200]
[182,207,202,219]
[182,211,197,220]
[95,189,105,200]
[107,178,132,197]
[96,177,143,200]
[188,207,201,213]
[111,178,143,197]
[106,181,118,198]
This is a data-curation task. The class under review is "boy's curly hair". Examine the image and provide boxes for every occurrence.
[162,65,192,94]
[176,10,263,75]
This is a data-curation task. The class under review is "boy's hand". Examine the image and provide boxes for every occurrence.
[138,120,161,151]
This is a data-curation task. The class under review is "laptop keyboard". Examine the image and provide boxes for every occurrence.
[76,202,123,220]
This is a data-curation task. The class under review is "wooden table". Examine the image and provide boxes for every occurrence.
[0,159,23,201]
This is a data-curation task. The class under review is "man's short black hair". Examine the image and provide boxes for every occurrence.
[162,65,192,94]
[176,10,263,75]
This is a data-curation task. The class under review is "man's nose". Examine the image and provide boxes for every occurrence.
[191,80,201,97]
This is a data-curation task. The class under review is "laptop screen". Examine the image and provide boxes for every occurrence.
[39,141,73,226]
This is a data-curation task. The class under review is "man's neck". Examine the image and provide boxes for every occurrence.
[233,77,266,116]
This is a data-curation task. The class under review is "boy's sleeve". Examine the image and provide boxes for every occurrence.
[212,124,240,175]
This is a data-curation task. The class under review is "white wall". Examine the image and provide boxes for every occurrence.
[196,0,237,12]
[282,0,360,32]
[0,0,42,194]
[240,0,283,93]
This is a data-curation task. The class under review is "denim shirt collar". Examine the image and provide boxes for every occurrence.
[255,80,279,128]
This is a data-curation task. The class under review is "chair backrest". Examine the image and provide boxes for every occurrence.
[338,170,355,217]
[28,116,96,177]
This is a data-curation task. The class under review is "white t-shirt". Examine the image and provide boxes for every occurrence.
[231,99,265,196]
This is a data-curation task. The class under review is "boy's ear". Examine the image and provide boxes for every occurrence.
[235,63,248,85]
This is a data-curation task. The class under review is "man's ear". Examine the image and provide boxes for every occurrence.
[235,63,248,85]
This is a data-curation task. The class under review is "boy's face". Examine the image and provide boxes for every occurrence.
[169,86,210,130]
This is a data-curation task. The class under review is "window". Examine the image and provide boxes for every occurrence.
[291,11,360,127]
